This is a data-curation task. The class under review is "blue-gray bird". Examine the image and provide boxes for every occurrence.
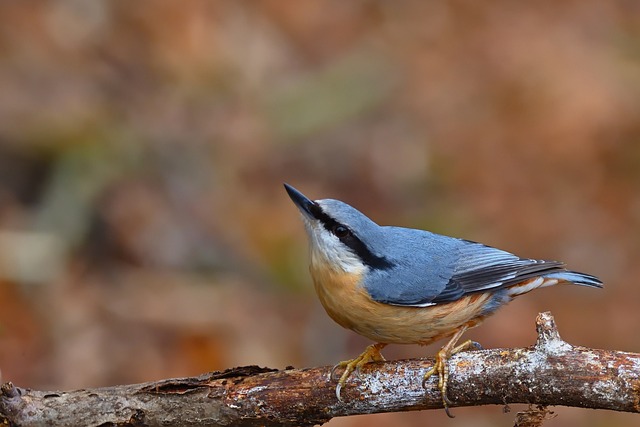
[284,183,602,417]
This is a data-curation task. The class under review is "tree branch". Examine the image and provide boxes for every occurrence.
[1,312,639,426]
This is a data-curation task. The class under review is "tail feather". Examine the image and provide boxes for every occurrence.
[506,269,602,298]
[544,270,603,288]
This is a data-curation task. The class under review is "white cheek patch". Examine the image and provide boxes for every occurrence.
[303,218,366,274]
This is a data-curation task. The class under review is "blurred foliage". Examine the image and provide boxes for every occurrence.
[0,1,639,426]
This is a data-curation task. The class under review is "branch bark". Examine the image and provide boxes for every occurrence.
[1,312,639,426]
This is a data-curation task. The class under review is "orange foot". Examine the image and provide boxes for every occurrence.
[331,343,387,401]
[422,325,482,418]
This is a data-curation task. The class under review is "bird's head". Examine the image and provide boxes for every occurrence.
[284,184,393,274]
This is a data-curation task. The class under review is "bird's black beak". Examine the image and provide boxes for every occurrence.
[284,183,319,219]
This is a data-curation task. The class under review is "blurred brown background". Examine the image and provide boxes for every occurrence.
[0,1,639,426]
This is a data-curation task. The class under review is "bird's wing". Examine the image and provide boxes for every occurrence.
[364,232,565,307]
[429,240,565,304]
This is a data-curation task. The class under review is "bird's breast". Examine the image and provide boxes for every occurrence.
[309,260,368,332]
[309,260,500,345]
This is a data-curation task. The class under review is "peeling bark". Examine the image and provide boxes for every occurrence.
[1,312,639,426]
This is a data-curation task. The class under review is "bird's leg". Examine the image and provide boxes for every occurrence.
[422,325,481,418]
[330,343,387,401]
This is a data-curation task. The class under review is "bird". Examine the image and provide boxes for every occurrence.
[284,183,603,417]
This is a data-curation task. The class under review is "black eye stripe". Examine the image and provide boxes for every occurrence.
[313,205,394,270]
[308,204,344,234]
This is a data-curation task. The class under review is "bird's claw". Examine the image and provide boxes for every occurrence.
[335,382,343,401]
[469,340,483,351]
[421,326,479,418]
[423,347,456,417]
[329,361,345,382]
[330,343,386,401]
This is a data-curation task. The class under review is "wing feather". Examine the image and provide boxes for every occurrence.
[430,241,565,304]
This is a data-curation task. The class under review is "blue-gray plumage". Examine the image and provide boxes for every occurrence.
[315,197,601,308]
[284,183,602,415]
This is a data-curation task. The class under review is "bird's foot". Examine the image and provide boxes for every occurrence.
[422,326,480,418]
[330,343,387,401]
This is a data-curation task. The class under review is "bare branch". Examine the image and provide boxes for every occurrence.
[1,312,639,426]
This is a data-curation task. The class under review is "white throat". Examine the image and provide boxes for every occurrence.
[302,218,366,275]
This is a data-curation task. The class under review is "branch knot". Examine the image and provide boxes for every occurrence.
[1,382,19,399]
[535,312,572,355]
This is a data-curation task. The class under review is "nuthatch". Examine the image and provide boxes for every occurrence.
[284,183,603,417]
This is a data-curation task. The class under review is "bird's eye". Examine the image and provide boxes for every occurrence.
[332,225,350,238]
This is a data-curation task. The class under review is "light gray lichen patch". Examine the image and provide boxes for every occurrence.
[359,365,420,405]
[537,336,572,356]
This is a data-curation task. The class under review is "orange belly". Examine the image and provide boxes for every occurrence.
[310,263,498,345]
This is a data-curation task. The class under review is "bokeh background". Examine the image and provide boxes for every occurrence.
[1,1,639,426]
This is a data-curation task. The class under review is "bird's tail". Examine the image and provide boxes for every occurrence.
[506,270,602,298]
[543,270,603,288]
